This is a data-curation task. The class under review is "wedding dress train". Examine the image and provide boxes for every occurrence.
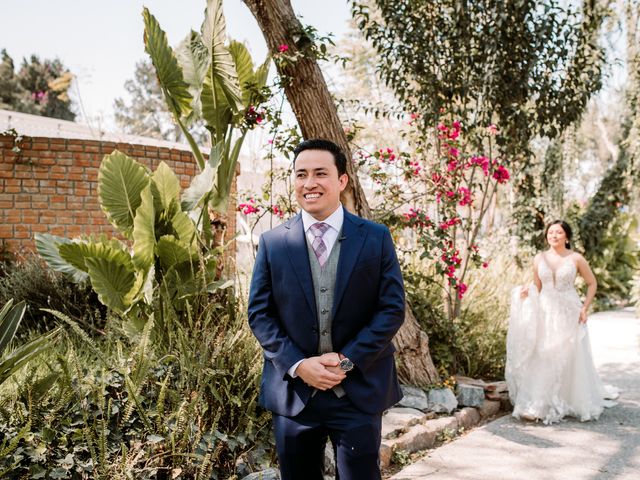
[506,256,618,424]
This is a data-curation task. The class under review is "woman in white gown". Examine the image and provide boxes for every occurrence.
[506,220,618,424]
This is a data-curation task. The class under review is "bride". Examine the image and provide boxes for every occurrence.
[506,220,618,424]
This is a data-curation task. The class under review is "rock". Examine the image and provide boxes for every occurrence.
[379,442,392,469]
[386,416,459,456]
[456,384,485,407]
[454,407,481,430]
[428,388,458,414]
[455,375,486,388]
[323,442,335,476]
[382,407,428,439]
[397,385,430,411]
[236,447,271,477]
[484,380,508,393]
[477,399,501,418]
[241,468,280,480]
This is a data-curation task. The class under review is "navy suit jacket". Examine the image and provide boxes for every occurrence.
[248,209,405,417]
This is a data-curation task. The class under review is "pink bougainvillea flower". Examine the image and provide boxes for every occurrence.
[238,198,260,215]
[447,160,458,172]
[482,262,489,268]
[449,147,459,158]
[487,124,499,135]
[457,283,468,299]
[493,165,510,183]
[458,186,473,206]
[278,44,289,53]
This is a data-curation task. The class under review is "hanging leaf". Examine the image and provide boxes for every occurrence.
[98,150,150,237]
[35,233,88,283]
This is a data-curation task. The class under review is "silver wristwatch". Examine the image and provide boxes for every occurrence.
[339,357,354,372]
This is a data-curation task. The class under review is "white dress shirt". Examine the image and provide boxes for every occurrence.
[288,204,344,378]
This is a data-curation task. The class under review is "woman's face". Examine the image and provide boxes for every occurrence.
[546,224,568,248]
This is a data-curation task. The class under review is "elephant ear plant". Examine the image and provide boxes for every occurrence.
[36,0,269,320]
[36,152,222,317]
[143,0,270,215]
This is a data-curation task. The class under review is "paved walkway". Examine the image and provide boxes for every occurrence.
[391,308,640,480]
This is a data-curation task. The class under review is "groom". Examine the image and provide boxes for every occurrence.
[248,139,405,479]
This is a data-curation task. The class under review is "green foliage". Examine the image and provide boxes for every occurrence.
[352,0,610,245]
[570,207,640,309]
[0,256,105,333]
[403,246,527,379]
[0,49,75,120]
[141,1,271,213]
[36,153,216,315]
[0,294,271,478]
[0,299,61,387]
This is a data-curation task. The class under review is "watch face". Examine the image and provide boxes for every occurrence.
[340,358,353,371]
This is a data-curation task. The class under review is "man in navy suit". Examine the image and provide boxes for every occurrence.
[248,139,405,479]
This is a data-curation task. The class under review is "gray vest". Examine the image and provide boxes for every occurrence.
[307,232,345,397]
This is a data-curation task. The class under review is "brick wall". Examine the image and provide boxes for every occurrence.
[0,135,237,265]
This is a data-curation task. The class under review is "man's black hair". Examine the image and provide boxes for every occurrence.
[293,139,348,176]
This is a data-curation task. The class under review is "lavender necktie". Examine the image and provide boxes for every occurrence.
[309,222,330,268]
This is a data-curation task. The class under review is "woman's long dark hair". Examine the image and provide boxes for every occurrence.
[545,220,573,249]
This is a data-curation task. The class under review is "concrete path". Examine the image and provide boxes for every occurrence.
[390,308,640,480]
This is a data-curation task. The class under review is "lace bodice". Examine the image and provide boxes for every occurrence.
[538,256,577,291]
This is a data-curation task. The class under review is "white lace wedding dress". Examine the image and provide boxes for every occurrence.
[505,256,618,424]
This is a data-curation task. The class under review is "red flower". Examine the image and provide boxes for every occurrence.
[238,198,260,215]
[492,165,510,184]
[278,44,289,53]
[457,283,467,299]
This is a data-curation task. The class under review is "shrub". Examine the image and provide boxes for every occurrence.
[0,292,272,478]
[0,256,106,334]
[403,244,528,380]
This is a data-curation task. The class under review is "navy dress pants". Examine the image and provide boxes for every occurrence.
[272,390,383,480]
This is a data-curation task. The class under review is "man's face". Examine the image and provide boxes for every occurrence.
[294,149,348,220]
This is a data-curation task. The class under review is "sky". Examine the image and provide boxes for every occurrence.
[0,0,351,129]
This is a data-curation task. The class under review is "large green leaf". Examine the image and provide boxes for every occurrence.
[83,247,138,313]
[59,241,105,273]
[200,0,243,113]
[181,162,216,212]
[143,7,205,170]
[201,73,234,138]
[175,30,210,123]
[171,211,198,249]
[143,7,193,119]
[35,233,88,283]
[156,235,195,270]
[133,185,156,271]
[211,132,246,212]
[99,150,150,237]
[150,161,180,216]
[228,40,256,107]
[0,300,26,356]
[0,328,60,386]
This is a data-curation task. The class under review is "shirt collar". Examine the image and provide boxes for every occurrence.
[301,204,344,233]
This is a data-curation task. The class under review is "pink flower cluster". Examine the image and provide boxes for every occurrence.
[439,217,460,230]
[278,44,289,53]
[238,198,259,215]
[378,147,396,162]
[245,105,265,125]
[469,156,489,175]
[492,165,510,184]
[437,121,461,141]
[457,187,472,206]
[271,205,285,219]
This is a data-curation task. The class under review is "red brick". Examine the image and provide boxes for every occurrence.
[67,144,84,152]
[32,201,49,210]
[31,224,48,233]
[49,143,67,151]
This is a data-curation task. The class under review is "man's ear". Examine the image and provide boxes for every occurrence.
[339,173,349,191]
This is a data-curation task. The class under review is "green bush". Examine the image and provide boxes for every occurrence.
[0,256,106,334]
[0,292,272,479]
[403,247,527,380]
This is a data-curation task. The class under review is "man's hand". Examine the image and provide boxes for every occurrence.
[296,356,346,390]
[319,352,345,376]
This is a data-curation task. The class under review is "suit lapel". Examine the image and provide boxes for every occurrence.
[284,214,317,320]
[333,210,367,317]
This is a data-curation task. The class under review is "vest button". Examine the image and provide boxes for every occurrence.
[320,287,327,293]
[321,330,328,336]
[321,308,328,314]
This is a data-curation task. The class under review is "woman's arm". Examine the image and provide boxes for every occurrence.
[576,253,597,323]
[521,254,542,297]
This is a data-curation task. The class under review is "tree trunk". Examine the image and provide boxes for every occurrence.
[243,0,439,385]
